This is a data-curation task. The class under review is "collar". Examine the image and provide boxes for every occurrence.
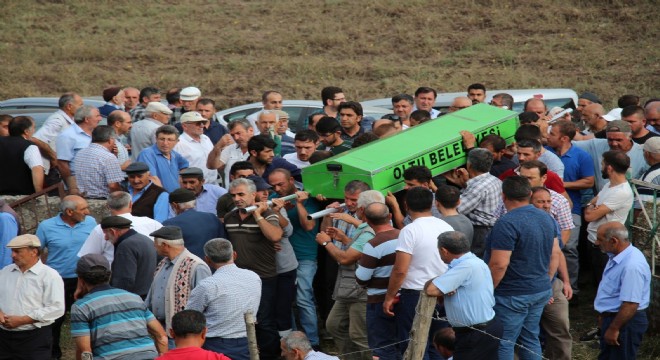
[355,222,369,230]
[180,132,202,143]
[152,144,171,158]
[610,244,633,264]
[448,252,476,269]
[88,284,113,294]
[467,172,492,185]
[10,259,45,275]
[56,213,87,228]
[89,143,111,153]
[57,109,75,125]
[114,229,138,248]
[71,123,91,137]
[128,181,154,195]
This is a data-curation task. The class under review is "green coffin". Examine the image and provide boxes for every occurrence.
[302,103,519,198]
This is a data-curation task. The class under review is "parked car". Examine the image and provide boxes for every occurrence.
[361,88,579,114]
[0,97,107,128]
[214,100,390,133]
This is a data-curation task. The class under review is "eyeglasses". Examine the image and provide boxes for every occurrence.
[188,121,208,126]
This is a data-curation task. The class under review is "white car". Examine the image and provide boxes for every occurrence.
[361,88,579,113]
[214,100,391,132]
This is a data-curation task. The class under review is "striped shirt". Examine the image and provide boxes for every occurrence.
[73,143,125,199]
[355,229,400,302]
[186,264,261,338]
[457,172,502,226]
[224,209,279,278]
[70,285,158,359]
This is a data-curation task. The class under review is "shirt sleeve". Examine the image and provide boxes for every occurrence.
[395,226,415,255]
[191,264,212,288]
[105,157,125,184]
[186,284,207,311]
[618,261,649,304]
[553,195,575,231]
[601,186,632,212]
[33,116,64,144]
[23,145,44,169]
[350,231,374,253]
[70,304,91,337]
[355,243,377,284]
[27,269,65,325]
[432,265,471,294]
[56,135,75,161]
[153,193,171,223]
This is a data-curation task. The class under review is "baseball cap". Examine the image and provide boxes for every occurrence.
[76,254,111,275]
[644,137,660,154]
[605,120,631,133]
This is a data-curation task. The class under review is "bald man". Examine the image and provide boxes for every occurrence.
[448,97,472,113]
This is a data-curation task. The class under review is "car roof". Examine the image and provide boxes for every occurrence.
[0,97,105,109]
[215,100,390,116]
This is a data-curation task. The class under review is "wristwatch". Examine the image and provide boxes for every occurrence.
[322,241,329,247]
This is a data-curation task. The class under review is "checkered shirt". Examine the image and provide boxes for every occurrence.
[457,172,502,226]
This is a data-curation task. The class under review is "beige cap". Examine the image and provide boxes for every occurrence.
[180,87,201,101]
[145,101,173,115]
[643,137,660,154]
[180,111,206,123]
[6,234,41,249]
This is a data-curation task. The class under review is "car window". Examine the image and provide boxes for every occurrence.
[283,106,312,134]
[222,108,260,123]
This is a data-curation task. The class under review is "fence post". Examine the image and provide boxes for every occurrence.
[245,311,259,360]
[403,292,437,360]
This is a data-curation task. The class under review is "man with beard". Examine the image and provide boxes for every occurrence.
[315,116,351,154]
[207,118,254,186]
[247,135,301,182]
[391,94,414,128]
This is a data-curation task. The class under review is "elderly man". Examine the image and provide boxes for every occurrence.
[246,91,284,135]
[593,222,651,359]
[70,254,168,359]
[425,231,502,360]
[138,125,189,192]
[171,86,201,124]
[123,87,140,113]
[98,86,126,116]
[644,100,660,134]
[146,226,211,346]
[130,86,161,122]
[224,178,282,360]
[281,331,339,360]
[207,118,254,186]
[36,195,96,360]
[107,110,132,170]
[447,96,472,113]
[78,191,162,264]
[125,162,170,222]
[638,137,660,203]
[316,191,385,360]
[56,105,102,194]
[174,111,218,184]
[0,116,44,195]
[186,238,262,360]
[164,188,226,259]
[130,101,173,159]
[490,93,514,110]
[0,234,65,360]
[101,216,157,298]
[179,167,227,214]
[156,310,231,360]
[72,125,124,199]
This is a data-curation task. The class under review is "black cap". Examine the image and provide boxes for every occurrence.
[150,226,183,240]
[77,254,111,275]
[100,216,132,229]
[125,162,150,175]
[246,175,272,191]
[579,92,602,104]
[179,167,204,178]
[169,188,196,203]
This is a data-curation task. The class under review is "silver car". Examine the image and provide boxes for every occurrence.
[0,97,106,128]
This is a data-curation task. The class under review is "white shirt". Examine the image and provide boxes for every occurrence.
[587,181,633,243]
[24,145,43,169]
[0,260,65,331]
[396,216,452,290]
[174,132,217,184]
[33,109,74,147]
[411,106,440,119]
[283,153,310,169]
[78,213,163,264]
[220,144,250,186]
[246,111,262,135]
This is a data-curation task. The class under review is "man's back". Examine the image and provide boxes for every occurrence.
[397,216,451,290]
[111,230,158,297]
[164,210,226,260]
[130,119,160,160]
[73,143,124,199]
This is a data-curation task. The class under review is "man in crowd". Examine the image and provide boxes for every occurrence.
[392,94,414,128]
[638,137,660,203]
[130,87,162,122]
[283,130,319,169]
[216,161,256,219]
[247,134,301,181]
[622,105,657,144]
[70,254,168,359]
[207,118,253,186]
[0,234,65,360]
[224,178,282,360]
[384,187,452,360]
[484,176,560,360]
[316,116,352,154]
[434,184,474,243]
[123,87,140,113]
[171,86,201,124]
[594,222,651,359]
[78,191,162,264]
[447,97,472,112]
[36,195,96,360]
[467,83,487,104]
[100,216,157,298]
[425,231,502,359]
[174,111,217,184]
[195,98,229,144]
[72,125,124,199]
[156,310,231,360]
[125,162,170,222]
[130,102,173,159]
[0,116,44,195]
[281,331,340,360]
[318,86,345,119]
[164,188,226,260]
[246,90,284,134]
[489,93,514,110]
[338,101,365,146]
[98,86,125,117]
[186,238,262,360]
[476,134,517,177]
[107,110,132,170]
[179,167,226,214]
[413,87,440,119]
[385,165,440,229]
[146,226,211,346]
[138,125,189,192]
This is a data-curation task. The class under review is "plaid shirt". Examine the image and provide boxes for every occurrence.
[73,143,124,199]
[457,172,502,226]
[332,209,360,248]
[169,107,189,125]
[494,189,575,232]
[130,104,147,122]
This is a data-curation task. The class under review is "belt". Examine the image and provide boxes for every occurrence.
[600,310,646,318]
[452,318,493,334]
[399,288,421,294]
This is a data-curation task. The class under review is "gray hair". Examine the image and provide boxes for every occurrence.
[156,238,184,247]
[259,110,280,122]
[92,125,116,143]
[364,202,390,225]
[357,190,385,208]
[229,178,256,194]
[107,192,131,211]
[60,198,78,212]
[467,148,493,174]
[281,331,312,353]
[58,92,78,109]
[344,180,370,194]
[228,118,252,131]
[438,231,471,255]
[604,226,630,243]
[204,238,233,263]
[177,199,196,210]
[74,105,98,124]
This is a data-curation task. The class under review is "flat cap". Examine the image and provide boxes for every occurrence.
[125,162,150,175]
[102,86,122,102]
[180,167,204,178]
[180,111,206,123]
[606,120,632,133]
[246,175,272,191]
[169,188,196,203]
[145,101,173,115]
[150,226,183,240]
[100,216,132,229]
[579,92,602,104]
[602,108,622,122]
[6,234,41,249]
[180,87,201,101]
[644,137,660,154]
[76,254,111,274]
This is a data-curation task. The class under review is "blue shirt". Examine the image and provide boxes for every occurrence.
[128,182,170,223]
[432,252,495,327]
[55,123,92,162]
[0,213,18,268]
[195,184,227,214]
[549,145,594,214]
[37,214,97,278]
[594,245,651,313]
[484,205,554,296]
[283,197,321,261]
[137,144,189,192]
[163,210,226,260]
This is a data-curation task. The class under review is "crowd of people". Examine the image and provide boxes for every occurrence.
[0,84,656,360]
